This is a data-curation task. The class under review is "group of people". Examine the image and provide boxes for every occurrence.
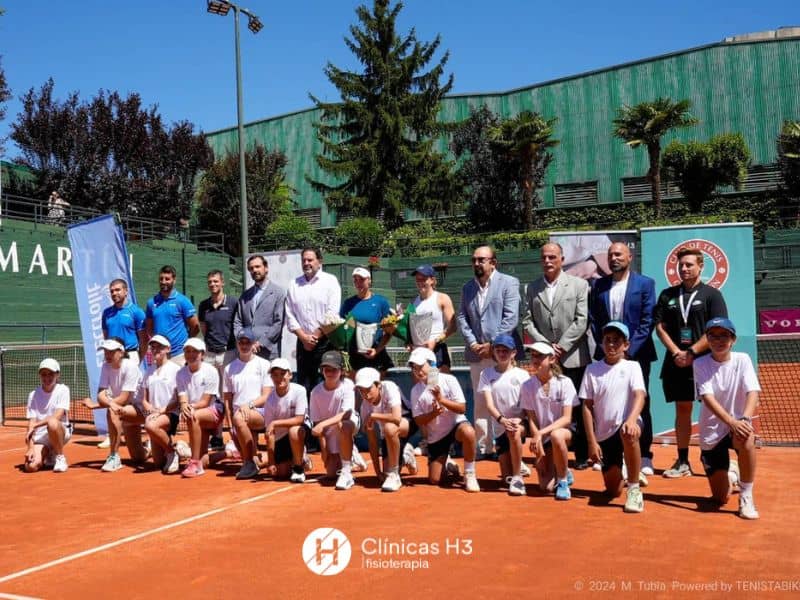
[23,243,761,519]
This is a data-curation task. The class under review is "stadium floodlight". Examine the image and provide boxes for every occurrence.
[206,1,231,16]
[205,0,262,272]
[247,16,263,34]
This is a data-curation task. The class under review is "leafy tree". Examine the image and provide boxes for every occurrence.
[661,133,750,212]
[777,120,800,221]
[613,98,698,217]
[452,105,522,231]
[263,202,320,250]
[332,216,386,255]
[490,110,559,230]
[197,144,292,256]
[10,79,212,219]
[308,0,459,227]
[0,58,10,155]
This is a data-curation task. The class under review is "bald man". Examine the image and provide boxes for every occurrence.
[589,242,658,475]
[523,242,591,468]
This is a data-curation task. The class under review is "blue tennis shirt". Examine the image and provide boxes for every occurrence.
[146,290,196,356]
[102,303,146,351]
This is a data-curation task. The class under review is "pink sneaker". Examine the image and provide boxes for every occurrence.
[181,459,205,478]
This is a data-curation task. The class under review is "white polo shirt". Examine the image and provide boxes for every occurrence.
[579,359,645,442]
[411,373,467,444]
[264,382,308,441]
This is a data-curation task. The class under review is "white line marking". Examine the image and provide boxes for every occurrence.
[0,447,25,454]
[0,593,44,600]
[0,485,296,584]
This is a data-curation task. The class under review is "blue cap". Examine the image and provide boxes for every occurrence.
[237,328,256,341]
[412,264,436,278]
[706,317,736,335]
[603,321,630,340]
[492,333,516,349]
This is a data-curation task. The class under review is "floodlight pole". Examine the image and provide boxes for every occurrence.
[233,3,248,275]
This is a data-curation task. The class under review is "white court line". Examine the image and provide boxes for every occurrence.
[0,485,297,585]
[0,593,44,600]
[0,447,25,454]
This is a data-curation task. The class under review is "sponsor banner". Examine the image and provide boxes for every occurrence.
[759,309,800,334]
[641,223,756,438]
[68,215,136,434]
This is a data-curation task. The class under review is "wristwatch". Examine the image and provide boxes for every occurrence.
[496,414,504,423]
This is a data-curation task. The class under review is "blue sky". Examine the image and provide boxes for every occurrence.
[1,0,797,158]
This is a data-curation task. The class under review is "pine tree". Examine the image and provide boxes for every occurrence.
[308,0,459,227]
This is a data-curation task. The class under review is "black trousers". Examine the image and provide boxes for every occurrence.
[562,365,588,463]
[295,337,332,399]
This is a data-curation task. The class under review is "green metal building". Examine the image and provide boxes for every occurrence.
[205,29,800,229]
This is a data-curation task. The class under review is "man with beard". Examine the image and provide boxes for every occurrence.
[523,242,591,468]
[590,242,657,476]
[145,265,200,366]
[285,247,342,396]
[654,246,727,479]
[233,256,286,361]
[457,245,523,460]
[102,279,147,366]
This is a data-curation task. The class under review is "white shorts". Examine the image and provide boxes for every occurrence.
[321,411,360,455]
[32,423,73,447]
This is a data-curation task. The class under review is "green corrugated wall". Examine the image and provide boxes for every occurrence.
[205,38,800,226]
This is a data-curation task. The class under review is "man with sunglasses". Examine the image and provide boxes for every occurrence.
[457,245,523,460]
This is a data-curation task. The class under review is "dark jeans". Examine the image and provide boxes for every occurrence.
[562,365,588,464]
[295,337,332,399]
[638,361,653,460]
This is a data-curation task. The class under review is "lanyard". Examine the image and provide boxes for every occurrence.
[678,289,698,326]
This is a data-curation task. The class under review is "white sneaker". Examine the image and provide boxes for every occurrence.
[53,454,68,473]
[290,470,306,483]
[163,450,180,474]
[381,471,402,492]
[738,495,759,520]
[507,475,525,496]
[174,440,191,459]
[728,459,740,489]
[464,471,480,493]
[403,443,418,475]
[641,457,655,476]
[143,439,152,459]
[592,461,603,471]
[335,470,355,490]
[351,450,368,472]
[303,453,314,472]
[519,461,532,478]
[97,435,111,449]
[101,453,122,472]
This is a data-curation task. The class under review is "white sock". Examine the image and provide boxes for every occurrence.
[628,482,640,491]
[740,481,754,497]
[341,460,352,474]
[558,477,568,485]
[464,461,475,473]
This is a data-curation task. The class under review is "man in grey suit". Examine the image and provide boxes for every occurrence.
[457,245,523,459]
[523,242,591,468]
[233,254,287,360]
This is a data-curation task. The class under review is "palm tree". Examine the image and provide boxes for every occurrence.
[492,111,559,230]
[613,98,698,217]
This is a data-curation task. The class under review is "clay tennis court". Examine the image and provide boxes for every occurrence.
[1,425,798,599]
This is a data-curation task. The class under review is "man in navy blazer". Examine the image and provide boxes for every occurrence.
[457,245,523,459]
[233,255,287,360]
[589,242,657,474]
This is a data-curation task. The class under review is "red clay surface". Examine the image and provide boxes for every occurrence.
[0,425,798,599]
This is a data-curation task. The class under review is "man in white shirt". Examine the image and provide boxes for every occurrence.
[284,247,342,396]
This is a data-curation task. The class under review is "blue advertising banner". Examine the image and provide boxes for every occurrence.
[67,215,136,434]
[641,223,756,440]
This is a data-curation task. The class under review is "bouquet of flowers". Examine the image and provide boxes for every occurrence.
[380,302,416,344]
[320,312,355,351]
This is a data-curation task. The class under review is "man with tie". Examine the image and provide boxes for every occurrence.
[523,242,591,468]
[233,255,286,361]
[457,245,523,459]
[589,242,658,475]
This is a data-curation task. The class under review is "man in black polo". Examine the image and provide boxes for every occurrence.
[198,269,238,451]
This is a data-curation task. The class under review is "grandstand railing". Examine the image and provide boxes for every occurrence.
[2,337,798,446]
[0,193,225,253]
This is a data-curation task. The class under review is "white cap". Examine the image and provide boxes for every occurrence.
[355,367,381,388]
[148,334,171,349]
[352,267,371,278]
[270,358,292,372]
[407,347,437,366]
[99,338,124,352]
[524,341,556,356]
[183,338,206,352]
[38,358,60,373]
